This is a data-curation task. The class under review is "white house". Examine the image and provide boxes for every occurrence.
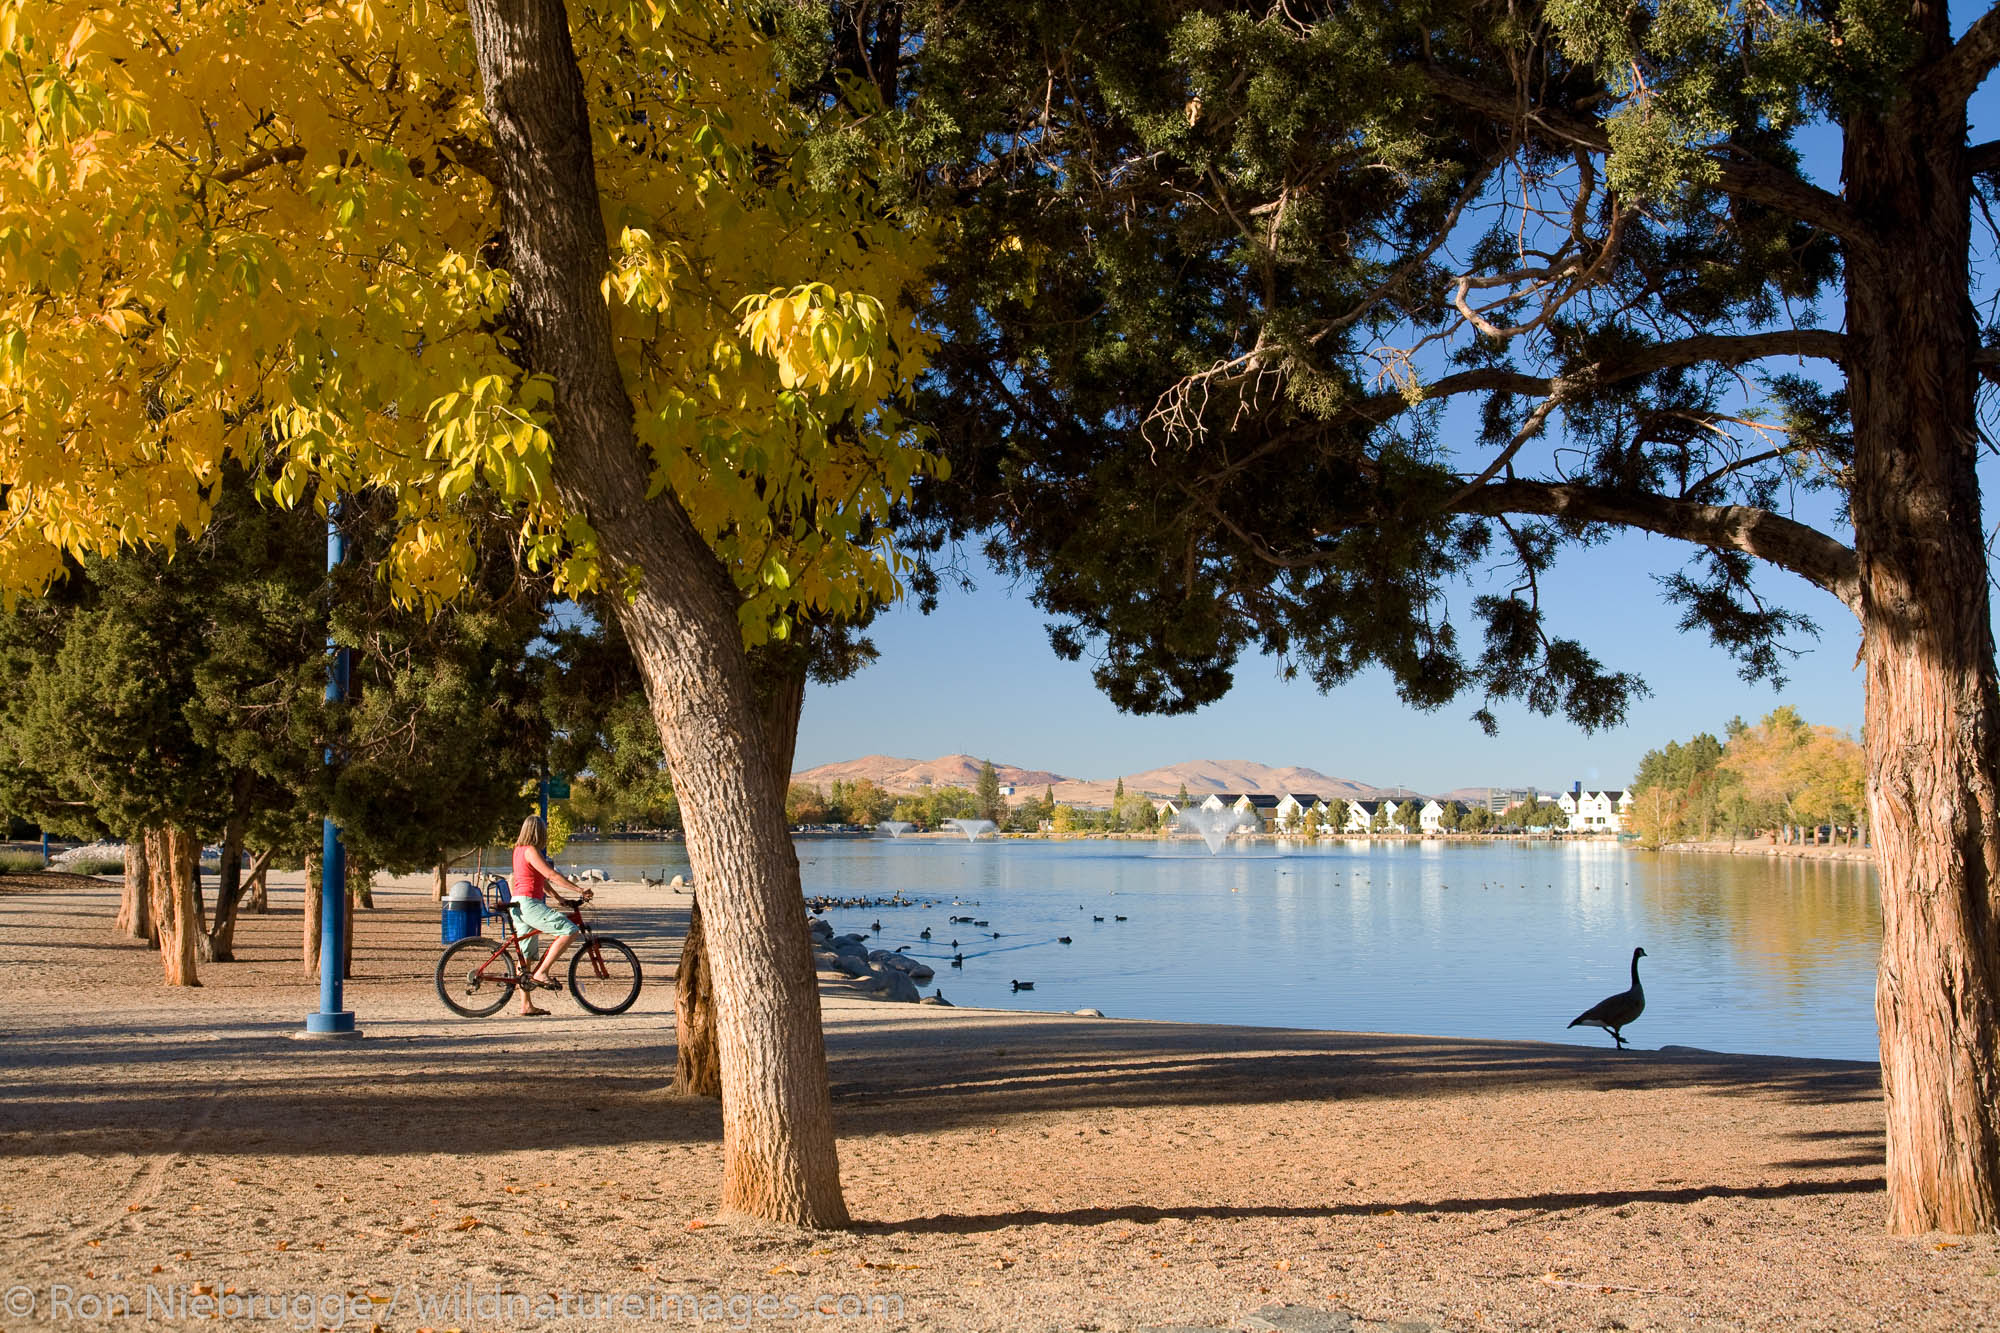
[1558,786,1633,832]
[1273,792,1327,832]
[1419,799,1470,833]
[1345,798,1406,832]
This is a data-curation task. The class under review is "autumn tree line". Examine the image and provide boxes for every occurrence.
[1624,707,1867,849]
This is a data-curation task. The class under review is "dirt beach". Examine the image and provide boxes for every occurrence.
[0,870,1990,1332]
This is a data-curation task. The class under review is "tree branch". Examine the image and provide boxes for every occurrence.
[1453,479,1861,618]
[1419,66,1864,240]
[210,144,307,186]
[1355,329,1846,425]
[1933,3,2000,113]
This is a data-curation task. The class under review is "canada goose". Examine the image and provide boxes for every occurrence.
[872,920,883,932]
[1093,915,1104,921]
[973,919,989,926]
[1569,947,1648,1048]
[1057,936,1072,944]
[1114,915,1127,921]
[951,939,959,947]
[1012,980,1035,991]
[919,928,932,940]
[951,953,964,966]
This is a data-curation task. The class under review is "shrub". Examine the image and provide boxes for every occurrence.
[67,856,127,876]
[0,850,48,874]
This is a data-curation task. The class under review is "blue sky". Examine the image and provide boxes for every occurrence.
[795,542,1865,794]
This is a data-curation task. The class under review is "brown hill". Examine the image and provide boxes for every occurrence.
[790,754,1074,795]
[792,754,1381,807]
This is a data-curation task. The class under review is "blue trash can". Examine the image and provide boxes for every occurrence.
[442,880,483,944]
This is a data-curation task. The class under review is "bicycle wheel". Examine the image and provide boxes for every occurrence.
[435,937,518,1017]
[569,936,642,1015]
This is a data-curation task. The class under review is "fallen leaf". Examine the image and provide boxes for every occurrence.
[450,1216,481,1232]
[767,1265,805,1276]
[1936,1241,1964,1251]
[687,1220,709,1231]
[193,1285,214,1297]
[399,1227,424,1236]
[1274,1259,1293,1272]
[504,1186,525,1195]
[987,1258,1013,1270]
[150,1266,163,1275]
[86,1239,100,1248]
[126,1204,150,1213]
[274,1242,288,1252]
[810,1247,834,1255]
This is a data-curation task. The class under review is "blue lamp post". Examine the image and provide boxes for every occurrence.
[304,506,359,1038]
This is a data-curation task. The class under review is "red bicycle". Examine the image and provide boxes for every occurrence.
[434,877,643,1017]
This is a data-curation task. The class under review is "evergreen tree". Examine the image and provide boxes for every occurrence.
[976,759,1005,824]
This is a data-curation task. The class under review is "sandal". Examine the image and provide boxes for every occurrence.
[529,974,563,991]
[519,1004,551,1017]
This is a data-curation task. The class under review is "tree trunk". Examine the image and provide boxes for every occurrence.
[201,802,250,964]
[244,848,273,915]
[677,638,812,1100]
[433,863,450,902]
[1846,44,2000,1233]
[342,878,355,980]
[302,852,321,977]
[146,827,201,987]
[465,0,846,1226]
[117,835,155,944]
[674,891,722,1097]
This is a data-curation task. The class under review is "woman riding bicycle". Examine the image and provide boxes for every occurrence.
[510,814,591,1016]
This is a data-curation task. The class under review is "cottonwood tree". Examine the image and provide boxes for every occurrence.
[901,0,2000,1230]
[0,0,935,1225]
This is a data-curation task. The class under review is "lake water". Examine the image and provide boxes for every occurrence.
[547,836,1882,1063]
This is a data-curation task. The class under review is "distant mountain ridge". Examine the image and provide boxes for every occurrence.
[790,753,1390,807]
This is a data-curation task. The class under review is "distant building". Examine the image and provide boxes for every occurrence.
[1475,787,1539,814]
[1419,799,1470,833]
[1558,783,1633,832]
[1273,793,1328,832]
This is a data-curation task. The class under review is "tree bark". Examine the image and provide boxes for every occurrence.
[433,863,450,902]
[117,835,155,944]
[466,0,846,1225]
[674,890,722,1097]
[201,795,251,963]
[302,852,321,977]
[244,848,273,915]
[1845,27,2000,1233]
[146,827,201,987]
[677,638,812,1100]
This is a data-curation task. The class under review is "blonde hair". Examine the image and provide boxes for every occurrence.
[515,815,546,852]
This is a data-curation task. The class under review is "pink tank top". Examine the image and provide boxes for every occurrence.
[511,845,547,902]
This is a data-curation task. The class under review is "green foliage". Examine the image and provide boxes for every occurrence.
[66,856,127,876]
[0,464,550,872]
[975,760,1005,825]
[0,849,45,873]
[898,0,1877,733]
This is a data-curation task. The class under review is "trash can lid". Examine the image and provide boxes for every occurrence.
[446,880,481,902]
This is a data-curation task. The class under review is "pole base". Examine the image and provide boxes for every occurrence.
[299,1011,361,1038]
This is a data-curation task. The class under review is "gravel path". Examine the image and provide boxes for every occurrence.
[0,870,1991,1331]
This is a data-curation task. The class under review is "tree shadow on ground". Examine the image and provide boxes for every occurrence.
[862,1177,1888,1236]
[0,1009,1880,1163]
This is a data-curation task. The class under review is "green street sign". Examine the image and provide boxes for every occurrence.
[543,776,571,801]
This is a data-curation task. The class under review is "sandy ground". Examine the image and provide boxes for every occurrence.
[0,870,1992,1333]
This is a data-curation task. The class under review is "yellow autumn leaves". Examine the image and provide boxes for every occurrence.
[0,0,939,639]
